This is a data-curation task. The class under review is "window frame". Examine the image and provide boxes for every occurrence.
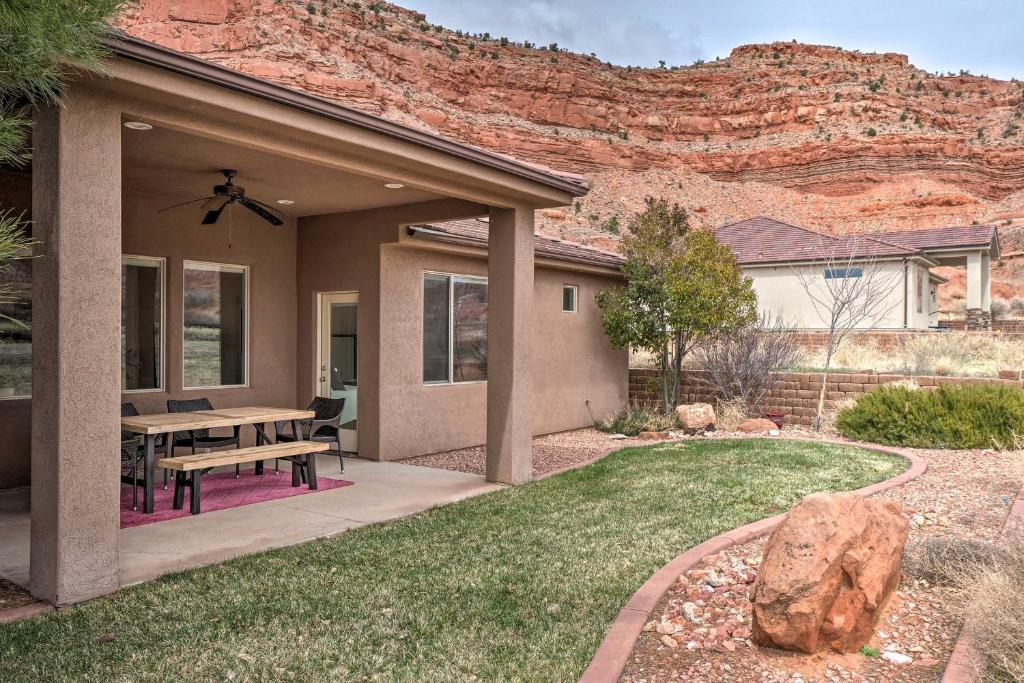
[122,254,167,394]
[182,260,250,391]
[823,267,864,280]
[422,270,488,386]
[562,284,578,313]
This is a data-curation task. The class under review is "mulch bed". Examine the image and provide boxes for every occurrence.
[621,443,1022,683]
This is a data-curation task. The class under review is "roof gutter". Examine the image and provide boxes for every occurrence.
[102,32,589,198]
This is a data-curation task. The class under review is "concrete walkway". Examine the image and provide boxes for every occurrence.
[0,455,501,589]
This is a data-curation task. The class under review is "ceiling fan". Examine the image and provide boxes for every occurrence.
[159,169,286,226]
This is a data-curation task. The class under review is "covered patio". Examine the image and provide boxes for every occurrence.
[0,454,500,590]
[0,34,587,605]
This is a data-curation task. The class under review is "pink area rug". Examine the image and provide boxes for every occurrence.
[121,470,354,528]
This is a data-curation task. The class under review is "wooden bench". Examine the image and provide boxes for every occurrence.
[158,441,330,514]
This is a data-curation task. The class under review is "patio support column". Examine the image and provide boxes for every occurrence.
[981,252,991,312]
[486,206,534,484]
[30,92,122,605]
[965,251,983,310]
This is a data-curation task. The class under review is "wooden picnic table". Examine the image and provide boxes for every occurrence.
[121,406,315,514]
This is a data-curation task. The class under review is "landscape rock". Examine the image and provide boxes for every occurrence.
[676,403,716,431]
[737,418,780,434]
[751,492,909,654]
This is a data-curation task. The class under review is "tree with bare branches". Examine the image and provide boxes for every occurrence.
[794,236,903,429]
[692,311,804,413]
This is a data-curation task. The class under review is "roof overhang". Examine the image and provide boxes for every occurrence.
[94,32,587,210]
[403,226,623,276]
[739,253,938,269]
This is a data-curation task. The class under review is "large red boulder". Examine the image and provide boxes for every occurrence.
[751,492,908,653]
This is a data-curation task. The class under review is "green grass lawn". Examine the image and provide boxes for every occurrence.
[0,439,905,682]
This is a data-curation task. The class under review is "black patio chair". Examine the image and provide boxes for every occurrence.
[275,396,347,474]
[121,402,167,511]
[167,398,241,486]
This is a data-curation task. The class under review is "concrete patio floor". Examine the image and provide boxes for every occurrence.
[0,455,502,590]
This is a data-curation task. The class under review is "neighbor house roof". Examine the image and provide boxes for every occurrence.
[867,224,999,253]
[407,218,626,270]
[715,216,919,265]
[104,32,589,198]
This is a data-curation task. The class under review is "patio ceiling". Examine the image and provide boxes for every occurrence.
[121,124,446,217]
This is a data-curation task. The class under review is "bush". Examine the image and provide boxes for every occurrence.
[836,383,1024,449]
[692,312,804,411]
[596,404,677,436]
[949,540,1024,681]
[906,537,1006,586]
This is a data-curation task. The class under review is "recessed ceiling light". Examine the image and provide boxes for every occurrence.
[275,199,295,205]
[123,121,153,131]
[384,182,404,189]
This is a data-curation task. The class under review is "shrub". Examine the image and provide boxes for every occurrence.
[906,537,1006,586]
[692,312,804,411]
[836,383,1024,449]
[948,540,1024,681]
[596,404,676,436]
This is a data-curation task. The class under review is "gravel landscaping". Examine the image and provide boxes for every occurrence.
[621,443,1023,683]
[402,427,646,476]
[0,579,34,613]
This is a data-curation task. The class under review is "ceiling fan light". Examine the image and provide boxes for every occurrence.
[123,121,153,131]
[384,182,404,189]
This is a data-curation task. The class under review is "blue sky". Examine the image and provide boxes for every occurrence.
[400,0,1024,80]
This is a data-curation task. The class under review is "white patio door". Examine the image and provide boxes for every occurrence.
[318,292,358,453]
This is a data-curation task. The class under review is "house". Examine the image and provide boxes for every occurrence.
[716,217,1000,330]
[0,33,627,605]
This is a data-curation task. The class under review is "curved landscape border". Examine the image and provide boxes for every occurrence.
[579,441,928,683]
[941,479,1024,683]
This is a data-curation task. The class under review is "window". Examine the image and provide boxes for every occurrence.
[183,262,248,388]
[824,267,863,279]
[122,256,164,391]
[0,239,32,399]
[562,285,578,313]
[423,273,487,384]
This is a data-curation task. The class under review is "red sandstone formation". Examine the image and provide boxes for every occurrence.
[115,0,1024,298]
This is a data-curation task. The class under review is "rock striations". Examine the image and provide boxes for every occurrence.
[117,0,1024,297]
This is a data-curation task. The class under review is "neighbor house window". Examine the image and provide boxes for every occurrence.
[423,272,487,384]
[824,267,864,279]
[562,285,578,312]
[122,256,164,391]
[0,242,32,399]
[183,261,248,388]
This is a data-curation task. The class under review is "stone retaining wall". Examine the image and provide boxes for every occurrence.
[628,368,1024,426]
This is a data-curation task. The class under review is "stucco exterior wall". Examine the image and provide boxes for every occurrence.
[0,188,298,489]
[746,260,914,329]
[375,244,627,460]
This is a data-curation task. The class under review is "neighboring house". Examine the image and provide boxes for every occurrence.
[0,33,627,605]
[716,217,1000,330]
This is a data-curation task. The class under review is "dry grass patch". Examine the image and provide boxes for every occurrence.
[800,332,1024,378]
[948,538,1024,682]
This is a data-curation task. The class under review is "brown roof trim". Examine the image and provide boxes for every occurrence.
[406,224,624,270]
[103,31,588,198]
